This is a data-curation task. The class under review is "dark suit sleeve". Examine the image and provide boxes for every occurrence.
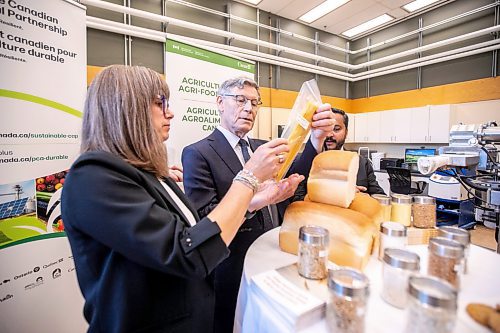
[62,159,229,279]
[363,158,386,195]
[182,144,220,218]
[291,179,307,202]
[287,140,317,178]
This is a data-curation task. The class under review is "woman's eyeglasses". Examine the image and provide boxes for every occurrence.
[222,94,262,109]
[158,95,169,118]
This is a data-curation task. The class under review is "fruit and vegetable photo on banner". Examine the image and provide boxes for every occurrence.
[165,38,255,167]
[0,0,87,331]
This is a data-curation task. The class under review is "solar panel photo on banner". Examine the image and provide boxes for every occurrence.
[0,198,29,220]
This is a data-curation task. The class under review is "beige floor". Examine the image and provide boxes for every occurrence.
[470,224,497,251]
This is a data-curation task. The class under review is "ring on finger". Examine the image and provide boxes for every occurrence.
[277,154,285,164]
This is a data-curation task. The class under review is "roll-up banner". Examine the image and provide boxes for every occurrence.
[165,39,255,167]
[0,0,87,332]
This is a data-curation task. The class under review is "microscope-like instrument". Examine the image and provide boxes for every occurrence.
[417,121,500,252]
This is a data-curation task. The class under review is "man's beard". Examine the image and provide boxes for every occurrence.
[324,137,344,150]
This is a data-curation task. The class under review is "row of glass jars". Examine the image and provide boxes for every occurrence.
[297,224,470,333]
[379,222,471,287]
[372,193,437,228]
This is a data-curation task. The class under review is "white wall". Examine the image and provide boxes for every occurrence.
[452,99,500,125]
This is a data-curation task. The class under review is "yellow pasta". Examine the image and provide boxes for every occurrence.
[275,100,318,181]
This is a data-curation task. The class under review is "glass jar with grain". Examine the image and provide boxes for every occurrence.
[298,225,329,280]
[412,196,436,228]
[427,237,464,289]
[379,221,407,260]
[381,248,420,308]
[404,275,457,333]
[390,194,412,226]
[326,268,369,333]
[438,226,471,274]
[371,194,391,221]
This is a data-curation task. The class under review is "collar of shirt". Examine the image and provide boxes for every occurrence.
[217,125,251,166]
[217,125,251,149]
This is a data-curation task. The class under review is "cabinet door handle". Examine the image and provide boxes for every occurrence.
[425,135,427,142]
[429,135,432,141]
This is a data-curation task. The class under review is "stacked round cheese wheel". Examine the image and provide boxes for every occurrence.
[279,150,382,271]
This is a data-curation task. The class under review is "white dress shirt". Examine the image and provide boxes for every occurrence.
[217,125,252,166]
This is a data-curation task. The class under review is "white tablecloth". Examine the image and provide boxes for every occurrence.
[234,227,500,333]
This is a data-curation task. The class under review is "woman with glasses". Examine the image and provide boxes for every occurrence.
[61,65,294,333]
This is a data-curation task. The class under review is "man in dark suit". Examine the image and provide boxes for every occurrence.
[182,77,335,333]
[323,108,385,195]
[293,108,385,203]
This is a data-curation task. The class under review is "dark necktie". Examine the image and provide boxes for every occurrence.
[239,139,251,163]
[238,139,275,230]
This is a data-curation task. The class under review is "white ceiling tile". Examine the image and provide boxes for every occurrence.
[277,0,335,20]
[376,0,414,10]
[253,0,294,14]
[387,7,411,18]
[249,0,448,39]
[324,3,390,32]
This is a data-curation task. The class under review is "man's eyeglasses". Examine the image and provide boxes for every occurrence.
[222,94,262,108]
[159,95,169,118]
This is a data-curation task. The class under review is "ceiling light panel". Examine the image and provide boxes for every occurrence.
[299,0,350,24]
[403,0,441,12]
[240,0,263,5]
[342,13,394,38]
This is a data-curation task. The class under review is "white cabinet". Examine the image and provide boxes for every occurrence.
[410,105,454,143]
[379,109,412,143]
[353,104,456,144]
[345,113,355,143]
[410,107,429,143]
[354,112,380,142]
[428,105,453,143]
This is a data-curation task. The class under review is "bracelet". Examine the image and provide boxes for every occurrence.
[233,169,260,193]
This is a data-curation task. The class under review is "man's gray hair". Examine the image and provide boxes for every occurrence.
[217,76,260,97]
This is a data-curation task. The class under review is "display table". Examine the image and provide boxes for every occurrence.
[234,227,500,333]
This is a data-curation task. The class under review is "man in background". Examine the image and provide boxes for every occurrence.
[295,108,385,200]
[182,76,335,332]
[322,108,385,195]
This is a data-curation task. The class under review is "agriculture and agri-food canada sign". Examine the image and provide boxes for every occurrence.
[165,39,255,166]
[0,0,87,332]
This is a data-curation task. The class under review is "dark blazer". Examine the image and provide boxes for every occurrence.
[61,151,230,333]
[357,155,386,195]
[181,128,318,333]
[293,154,385,201]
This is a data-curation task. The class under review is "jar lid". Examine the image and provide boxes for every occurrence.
[412,196,436,205]
[438,226,471,247]
[299,225,329,246]
[327,268,369,297]
[391,194,412,204]
[371,194,391,205]
[428,237,464,258]
[380,221,407,237]
[383,248,420,270]
[408,275,457,310]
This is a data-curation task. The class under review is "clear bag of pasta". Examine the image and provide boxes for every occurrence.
[275,79,321,181]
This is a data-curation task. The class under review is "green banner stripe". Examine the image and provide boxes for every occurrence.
[166,39,255,73]
[0,232,67,250]
[0,89,82,118]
